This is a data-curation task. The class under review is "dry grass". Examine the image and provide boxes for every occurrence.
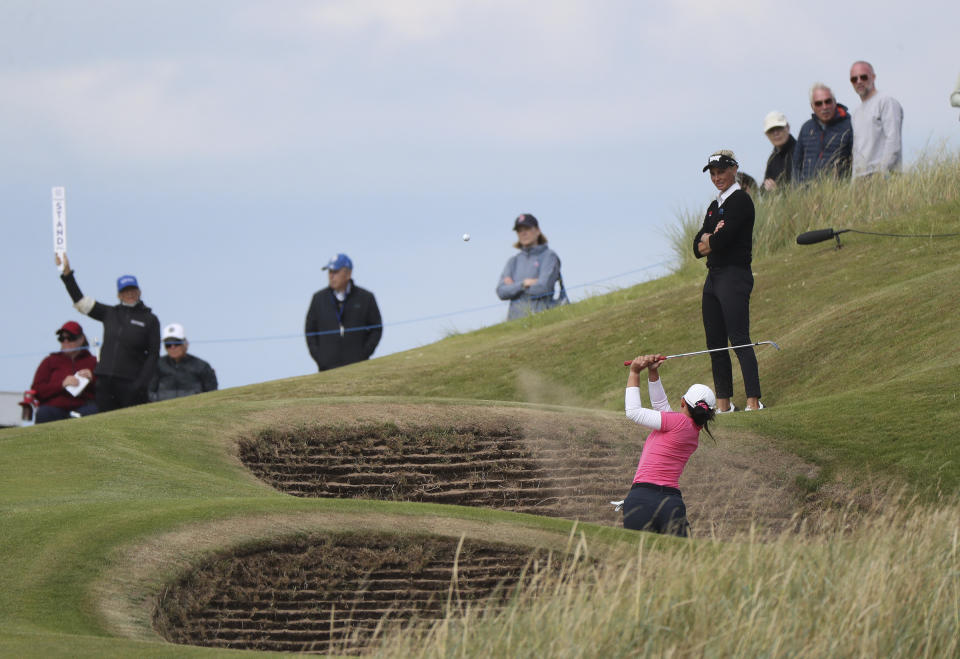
[669,149,960,269]
[373,491,960,658]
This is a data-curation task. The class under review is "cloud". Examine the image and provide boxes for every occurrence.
[0,59,286,158]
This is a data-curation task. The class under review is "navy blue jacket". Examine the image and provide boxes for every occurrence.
[793,104,853,183]
[305,282,382,371]
[692,189,754,269]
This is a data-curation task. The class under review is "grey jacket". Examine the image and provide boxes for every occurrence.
[148,353,218,402]
[496,243,562,320]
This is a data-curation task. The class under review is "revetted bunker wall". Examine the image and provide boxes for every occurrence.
[238,422,628,524]
[154,533,565,655]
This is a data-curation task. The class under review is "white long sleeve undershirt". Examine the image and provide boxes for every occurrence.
[625,378,673,430]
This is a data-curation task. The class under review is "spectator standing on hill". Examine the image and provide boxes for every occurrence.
[761,111,796,191]
[692,150,763,413]
[793,83,853,183]
[29,321,98,423]
[620,353,716,536]
[56,254,160,412]
[849,61,903,179]
[496,213,565,320]
[952,73,960,111]
[148,323,218,401]
[305,253,382,371]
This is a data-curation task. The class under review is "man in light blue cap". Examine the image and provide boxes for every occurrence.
[304,253,382,371]
[56,253,160,412]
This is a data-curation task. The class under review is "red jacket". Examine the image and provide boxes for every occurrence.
[30,349,98,410]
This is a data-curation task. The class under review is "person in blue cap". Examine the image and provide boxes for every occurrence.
[304,253,382,371]
[56,253,160,412]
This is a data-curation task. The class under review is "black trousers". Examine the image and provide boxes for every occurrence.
[701,265,761,399]
[95,375,147,413]
[622,483,689,537]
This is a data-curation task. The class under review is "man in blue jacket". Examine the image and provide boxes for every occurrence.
[305,253,382,371]
[793,83,853,183]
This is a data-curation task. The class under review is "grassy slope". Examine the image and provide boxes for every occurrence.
[0,171,958,655]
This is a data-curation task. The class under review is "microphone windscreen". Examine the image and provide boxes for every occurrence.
[797,228,836,245]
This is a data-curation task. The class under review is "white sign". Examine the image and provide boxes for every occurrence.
[52,187,67,272]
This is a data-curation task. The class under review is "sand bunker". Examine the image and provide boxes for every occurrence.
[154,532,566,655]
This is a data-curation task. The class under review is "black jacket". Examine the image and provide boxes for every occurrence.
[149,353,218,402]
[763,134,796,187]
[305,282,382,371]
[61,271,160,394]
[692,189,754,269]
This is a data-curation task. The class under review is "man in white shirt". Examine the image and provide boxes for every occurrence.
[849,61,903,178]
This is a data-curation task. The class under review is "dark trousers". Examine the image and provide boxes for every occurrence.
[622,483,689,537]
[701,266,761,399]
[34,401,99,424]
[95,375,146,413]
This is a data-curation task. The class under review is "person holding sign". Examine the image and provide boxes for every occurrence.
[56,253,160,412]
[29,321,98,423]
[305,253,383,371]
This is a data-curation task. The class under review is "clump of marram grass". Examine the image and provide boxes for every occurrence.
[371,492,960,658]
[669,149,960,270]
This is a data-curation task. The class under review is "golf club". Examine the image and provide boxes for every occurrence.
[623,341,780,366]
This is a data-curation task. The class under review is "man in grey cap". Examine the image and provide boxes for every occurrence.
[304,253,383,371]
[761,111,796,191]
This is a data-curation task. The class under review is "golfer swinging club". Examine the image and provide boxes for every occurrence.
[620,353,716,536]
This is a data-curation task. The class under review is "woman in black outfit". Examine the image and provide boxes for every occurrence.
[692,150,762,413]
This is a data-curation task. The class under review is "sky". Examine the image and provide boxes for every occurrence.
[2,0,959,393]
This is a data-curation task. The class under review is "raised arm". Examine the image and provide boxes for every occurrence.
[625,354,667,430]
[56,253,106,320]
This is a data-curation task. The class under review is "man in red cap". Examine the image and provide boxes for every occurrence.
[29,321,98,423]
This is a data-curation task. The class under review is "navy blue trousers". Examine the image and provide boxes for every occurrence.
[622,483,689,537]
[701,265,761,399]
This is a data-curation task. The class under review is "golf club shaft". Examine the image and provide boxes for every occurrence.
[623,341,780,366]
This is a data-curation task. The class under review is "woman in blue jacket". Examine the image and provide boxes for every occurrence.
[496,214,563,320]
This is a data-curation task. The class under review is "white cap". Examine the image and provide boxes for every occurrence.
[162,323,186,341]
[763,110,789,133]
[682,383,716,410]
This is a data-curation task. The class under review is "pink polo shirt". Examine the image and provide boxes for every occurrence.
[625,384,701,489]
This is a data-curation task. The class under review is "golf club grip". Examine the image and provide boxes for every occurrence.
[623,357,672,366]
[796,228,836,245]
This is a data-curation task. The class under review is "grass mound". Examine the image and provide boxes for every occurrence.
[1,154,958,656]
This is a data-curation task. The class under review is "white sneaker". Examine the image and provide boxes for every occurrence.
[716,404,737,414]
[745,402,765,411]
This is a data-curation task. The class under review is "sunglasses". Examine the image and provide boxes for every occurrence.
[850,74,870,83]
[164,341,184,349]
[813,98,835,107]
[58,333,79,342]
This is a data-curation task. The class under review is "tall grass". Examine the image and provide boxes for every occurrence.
[669,150,960,269]
[376,493,960,657]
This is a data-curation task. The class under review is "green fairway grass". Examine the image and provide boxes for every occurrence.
[1,155,958,656]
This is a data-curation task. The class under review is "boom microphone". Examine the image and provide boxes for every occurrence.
[796,228,846,245]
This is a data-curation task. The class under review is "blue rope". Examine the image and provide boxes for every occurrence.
[3,260,671,358]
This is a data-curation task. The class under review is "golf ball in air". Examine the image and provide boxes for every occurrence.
[462,233,470,241]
